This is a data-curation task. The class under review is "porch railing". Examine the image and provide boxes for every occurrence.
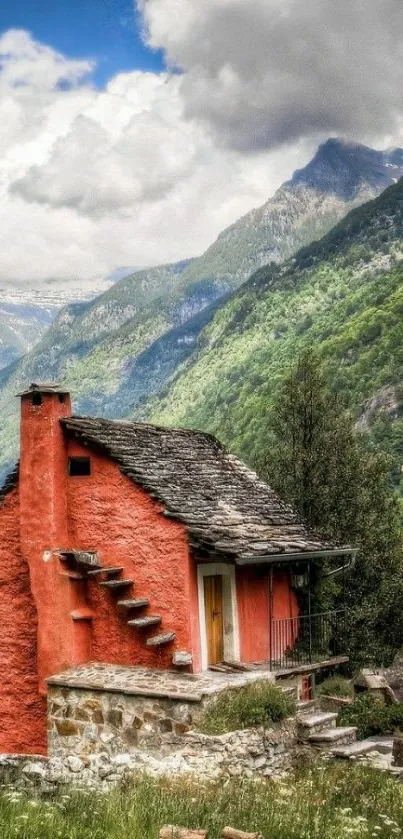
[269,609,346,670]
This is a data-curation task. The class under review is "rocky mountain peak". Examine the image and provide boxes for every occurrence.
[287,138,403,200]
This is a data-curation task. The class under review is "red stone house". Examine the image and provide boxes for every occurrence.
[0,383,353,754]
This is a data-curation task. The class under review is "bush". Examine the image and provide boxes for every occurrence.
[338,693,403,739]
[317,676,354,698]
[198,681,296,735]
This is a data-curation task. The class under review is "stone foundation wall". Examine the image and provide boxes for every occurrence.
[46,684,298,783]
[48,685,204,758]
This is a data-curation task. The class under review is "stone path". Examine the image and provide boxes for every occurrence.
[47,662,276,702]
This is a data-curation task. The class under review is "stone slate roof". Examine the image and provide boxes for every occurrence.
[62,415,347,561]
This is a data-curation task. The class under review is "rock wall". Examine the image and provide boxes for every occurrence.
[47,684,204,757]
[46,684,298,784]
[179,722,298,779]
[6,722,297,790]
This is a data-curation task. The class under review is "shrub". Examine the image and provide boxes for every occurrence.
[338,693,403,739]
[317,676,354,698]
[198,680,296,735]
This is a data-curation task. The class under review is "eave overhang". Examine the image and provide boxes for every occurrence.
[235,547,358,565]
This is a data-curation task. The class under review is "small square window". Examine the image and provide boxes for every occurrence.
[32,392,42,406]
[68,457,91,477]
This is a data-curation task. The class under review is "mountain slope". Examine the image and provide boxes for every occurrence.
[0,274,118,371]
[147,178,403,490]
[0,138,402,478]
[0,303,53,367]
[174,139,403,289]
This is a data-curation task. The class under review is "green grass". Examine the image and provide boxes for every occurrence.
[316,676,354,698]
[0,765,402,838]
[198,682,296,735]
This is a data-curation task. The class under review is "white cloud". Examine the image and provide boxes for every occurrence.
[13,75,201,215]
[140,0,403,151]
[0,7,403,292]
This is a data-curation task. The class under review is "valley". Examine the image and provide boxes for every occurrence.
[0,138,402,480]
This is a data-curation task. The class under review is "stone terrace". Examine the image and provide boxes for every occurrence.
[46,663,280,760]
[47,662,276,701]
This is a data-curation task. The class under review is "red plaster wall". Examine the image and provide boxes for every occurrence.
[236,567,299,663]
[237,567,270,662]
[271,571,299,621]
[66,440,200,670]
[0,488,46,753]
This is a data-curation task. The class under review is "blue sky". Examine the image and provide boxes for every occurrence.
[0,0,400,290]
[0,0,165,87]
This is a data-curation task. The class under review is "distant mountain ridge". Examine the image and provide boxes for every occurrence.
[0,137,402,478]
[0,273,117,371]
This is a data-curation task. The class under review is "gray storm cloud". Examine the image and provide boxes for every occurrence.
[140,0,403,150]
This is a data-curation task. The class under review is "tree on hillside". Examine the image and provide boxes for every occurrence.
[261,349,403,668]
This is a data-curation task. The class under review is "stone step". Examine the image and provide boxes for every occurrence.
[172,651,193,667]
[309,726,357,748]
[59,550,101,569]
[298,711,338,728]
[117,598,150,609]
[128,615,162,629]
[298,711,337,739]
[332,737,394,760]
[99,579,134,590]
[87,566,124,578]
[146,631,176,647]
[297,699,317,713]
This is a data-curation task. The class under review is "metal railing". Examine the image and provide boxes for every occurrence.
[269,609,346,670]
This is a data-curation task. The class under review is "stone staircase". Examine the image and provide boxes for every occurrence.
[296,707,396,768]
[59,550,179,656]
[297,710,357,751]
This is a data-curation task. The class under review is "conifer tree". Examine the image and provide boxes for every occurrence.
[262,349,403,667]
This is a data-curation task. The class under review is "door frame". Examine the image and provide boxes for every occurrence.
[197,563,240,671]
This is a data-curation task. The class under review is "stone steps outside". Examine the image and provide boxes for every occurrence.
[66,550,178,656]
[146,631,176,647]
[308,726,357,748]
[99,579,134,590]
[60,550,101,569]
[332,737,394,760]
[128,615,162,629]
[297,712,338,740]
[297,699,317,714]
[117,598,150,609]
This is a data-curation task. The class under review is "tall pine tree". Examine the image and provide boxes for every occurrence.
[262,350,403,668]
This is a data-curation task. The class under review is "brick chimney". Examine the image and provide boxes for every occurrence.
[18,383,82,690]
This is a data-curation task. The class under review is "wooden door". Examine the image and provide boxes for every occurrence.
[204,575,224,665]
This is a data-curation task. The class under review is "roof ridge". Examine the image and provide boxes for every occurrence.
[62,414,225,447]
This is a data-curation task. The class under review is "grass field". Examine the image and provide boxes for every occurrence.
[0,764,402,839]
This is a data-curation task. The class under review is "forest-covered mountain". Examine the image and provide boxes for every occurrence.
[0,138,402,478]
[148,177,403,491]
